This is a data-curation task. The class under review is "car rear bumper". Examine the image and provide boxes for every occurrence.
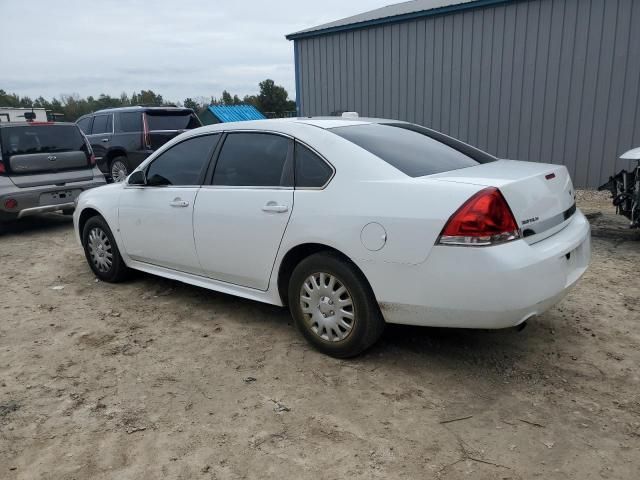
[376,210,591,328]
[16,202,76,218]
[0,175,107,220]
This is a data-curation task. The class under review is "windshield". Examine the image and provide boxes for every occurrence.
[330,123,495,177]
[1,124,88,157]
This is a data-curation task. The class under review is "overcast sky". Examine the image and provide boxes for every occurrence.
[0,0,392,103]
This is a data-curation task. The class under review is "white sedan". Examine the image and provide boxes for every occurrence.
[74,117,590,357]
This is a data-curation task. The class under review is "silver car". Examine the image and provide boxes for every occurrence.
[0,122,106,226]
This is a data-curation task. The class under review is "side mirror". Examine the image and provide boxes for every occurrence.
[128,170,146,186]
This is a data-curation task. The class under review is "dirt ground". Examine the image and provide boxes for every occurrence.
[0,191,638,480]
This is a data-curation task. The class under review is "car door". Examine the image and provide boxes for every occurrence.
[193,132,294,290]
[118,133,220,274]
[86,114,112,166]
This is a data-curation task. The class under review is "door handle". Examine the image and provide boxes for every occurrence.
[170,198,189,208]
[101,138,109,143]
[262,201,288,213]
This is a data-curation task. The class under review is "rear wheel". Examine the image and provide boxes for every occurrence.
[288,252,385,358]
[82,216,129,282]
[110,156,129,182]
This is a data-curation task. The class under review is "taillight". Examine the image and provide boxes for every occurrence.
[4,198,18,209]
[82,134,95,167]
[0,162,5,174]
[438,187,521,246]
[142,113,150,149]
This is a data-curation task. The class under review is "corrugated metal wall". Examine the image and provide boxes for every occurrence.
[294,0,640,188]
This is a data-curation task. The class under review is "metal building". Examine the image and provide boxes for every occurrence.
[286,0,640,188]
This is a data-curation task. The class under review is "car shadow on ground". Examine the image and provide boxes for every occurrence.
[0,213,73,237]
[128,269,537,372]
[374,322,535,364]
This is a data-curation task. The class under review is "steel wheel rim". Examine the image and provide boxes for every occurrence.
[87,227,113,273]
[111,161,128,182]
[300,272,355,342]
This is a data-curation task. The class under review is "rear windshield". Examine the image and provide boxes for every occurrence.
[330,123,495,177]
[146,111,201,131]
[1,124,88,158]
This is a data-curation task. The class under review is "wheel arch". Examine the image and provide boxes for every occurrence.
[78,207,103,238]
[276,242,372,307]
[106,148,128,164]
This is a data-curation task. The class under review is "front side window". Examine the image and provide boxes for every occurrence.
[91,115,112,135]
[331,123,492,177]
[295,143,333,188]
[146,134,220,186]
[212,133,292,187]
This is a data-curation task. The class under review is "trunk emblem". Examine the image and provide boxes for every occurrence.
[545,173,556,180]
[47,155,57,162]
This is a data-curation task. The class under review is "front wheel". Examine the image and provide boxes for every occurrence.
[288,252,385,358]
[82,216,129,282]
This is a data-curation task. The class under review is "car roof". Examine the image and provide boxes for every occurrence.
[0,121,77,128]
[192,116,403,133]
[91,106,195,114]
[286,116,403,129]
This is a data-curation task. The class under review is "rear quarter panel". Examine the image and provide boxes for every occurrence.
[283,178,483,266]
[275,123,484,267]
[273,123,486,302]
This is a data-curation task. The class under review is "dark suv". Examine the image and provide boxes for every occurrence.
[76,106,201,182]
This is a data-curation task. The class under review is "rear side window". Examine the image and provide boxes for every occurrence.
[118,112,142,132]
[330,123,488,177]
[295,143,333,188]
[146,134,219,186]
[146,112,200,131]
[77,117,93,134]
[212,133,292,187]
[91,115,112,135]
[1,125,87,157]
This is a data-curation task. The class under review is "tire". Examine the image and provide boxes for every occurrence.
[288,252,385,358]
[82,215,129,282]
[109,156,129,183]
[0,214,17,233]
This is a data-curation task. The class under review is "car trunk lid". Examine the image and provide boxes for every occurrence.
[429,159,577,243]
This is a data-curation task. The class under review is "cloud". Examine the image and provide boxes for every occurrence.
[0,0,391,102]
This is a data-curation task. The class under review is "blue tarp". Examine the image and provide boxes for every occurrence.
[207,105,266,123]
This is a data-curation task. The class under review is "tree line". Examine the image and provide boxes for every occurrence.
[0,79,296,121]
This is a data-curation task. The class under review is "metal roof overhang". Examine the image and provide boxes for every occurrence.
[286,0,515,40]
